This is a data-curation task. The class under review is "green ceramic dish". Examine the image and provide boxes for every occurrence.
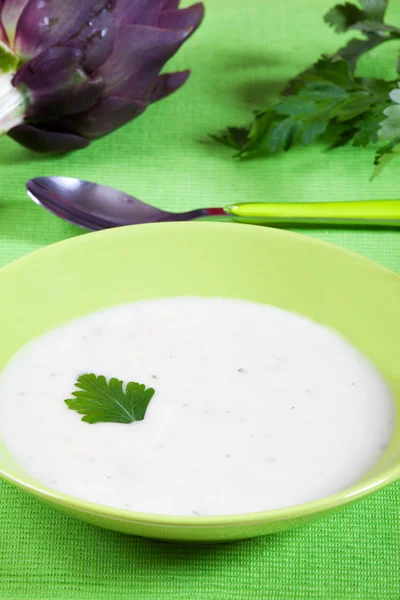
[0,222,399,543]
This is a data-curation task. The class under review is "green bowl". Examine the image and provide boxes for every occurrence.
[0,222,399,543]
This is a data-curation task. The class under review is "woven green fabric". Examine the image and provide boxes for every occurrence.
[1,1,400,598]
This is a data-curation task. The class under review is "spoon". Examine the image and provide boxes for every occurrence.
[27,176,400,231]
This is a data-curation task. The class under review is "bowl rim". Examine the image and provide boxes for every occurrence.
[1,221,399,528]
[0,464,399,527]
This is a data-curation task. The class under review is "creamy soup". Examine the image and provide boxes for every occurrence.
[0,298,395,516]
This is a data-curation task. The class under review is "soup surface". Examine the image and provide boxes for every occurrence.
[0,297,395,515]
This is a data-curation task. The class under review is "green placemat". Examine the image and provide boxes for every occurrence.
[1,1,400,598]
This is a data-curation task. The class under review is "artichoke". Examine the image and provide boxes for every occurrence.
[0,0,204,153]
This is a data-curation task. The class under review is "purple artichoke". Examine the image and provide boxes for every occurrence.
[0,0,204,153]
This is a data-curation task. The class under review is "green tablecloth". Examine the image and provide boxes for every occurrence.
[1,1,400,598]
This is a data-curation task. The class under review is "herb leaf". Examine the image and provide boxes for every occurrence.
[65,374,155,424]
[359,0,388,22]
[373,136,400,179]
[324,3,366,34]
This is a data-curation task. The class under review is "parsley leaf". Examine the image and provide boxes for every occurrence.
[324,1,394,35]
[359,0,388,22]
[65,374,155,424]
[352,103,387,145]
[324,2,366,34]
[373,136,400,179]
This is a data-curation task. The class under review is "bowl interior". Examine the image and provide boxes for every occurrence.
[0,222,400,501]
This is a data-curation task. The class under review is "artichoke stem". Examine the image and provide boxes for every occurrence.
[0,73,26,135]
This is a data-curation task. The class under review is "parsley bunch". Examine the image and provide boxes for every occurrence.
[212,0,400,177]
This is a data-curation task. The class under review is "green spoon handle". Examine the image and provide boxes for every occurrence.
[225,200,400,227]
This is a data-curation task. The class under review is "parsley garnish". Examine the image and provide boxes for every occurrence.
[65,374,155,424]
[212,0,400,177]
